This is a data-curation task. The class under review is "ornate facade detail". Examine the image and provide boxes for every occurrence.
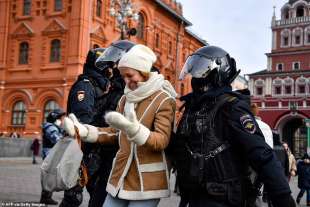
[42,19,67,36]
[11,22,34,38]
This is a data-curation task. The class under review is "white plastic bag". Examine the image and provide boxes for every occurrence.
[40,137,83,192]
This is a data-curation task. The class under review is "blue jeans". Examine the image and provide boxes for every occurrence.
[103,194,160,207]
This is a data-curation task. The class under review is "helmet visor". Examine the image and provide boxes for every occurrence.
[95,45,125,70]
[179,55,215,80]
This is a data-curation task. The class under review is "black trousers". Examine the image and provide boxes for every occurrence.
[59,185,83,207]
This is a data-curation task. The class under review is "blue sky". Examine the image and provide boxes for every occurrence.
[178,0,288,74]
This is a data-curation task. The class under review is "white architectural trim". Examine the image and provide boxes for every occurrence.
[292,61,301,70]
[281,29,291,48]
[292,27,303,47]
[304,26,310,45]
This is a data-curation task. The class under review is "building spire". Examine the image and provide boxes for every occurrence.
[271,5,276,26]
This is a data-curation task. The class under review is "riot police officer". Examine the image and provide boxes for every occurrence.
[40,108,66,205]
[173,45,296,207]
[62,40,135,207]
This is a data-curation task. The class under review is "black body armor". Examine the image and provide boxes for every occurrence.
[174,94,255,206]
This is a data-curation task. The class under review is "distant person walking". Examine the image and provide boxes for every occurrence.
[283,142,297,181]
[296,153,310,206]
[30,138,40,164]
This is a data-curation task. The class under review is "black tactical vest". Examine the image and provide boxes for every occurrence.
[175,94,255,206]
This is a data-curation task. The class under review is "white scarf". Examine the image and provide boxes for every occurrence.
[123,72,177,118]
[124,72,177,103]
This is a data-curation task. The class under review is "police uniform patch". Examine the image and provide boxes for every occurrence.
[77,91,85,101]
[240,114,256,134]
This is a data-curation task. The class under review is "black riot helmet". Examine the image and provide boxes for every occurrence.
[46,108,65,123]
[179,45,240,91]
[95,40,136,71]
[84,48,106,72]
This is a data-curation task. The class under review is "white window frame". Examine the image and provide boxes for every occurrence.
[254,79,265,97]
[292,27,303,47]
[276,63,284,71]
[292,61,301,70]
[272,78,283,96]
[283,77,294,96]
[281,29,291,48]
[304,26,310,45]
[296,76,308,96]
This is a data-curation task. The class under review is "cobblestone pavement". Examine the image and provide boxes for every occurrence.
[0,157,307,207]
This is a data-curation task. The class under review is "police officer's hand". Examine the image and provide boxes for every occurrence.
[271,194,296,207]
[105,111,150,145]
[64,114,98,143]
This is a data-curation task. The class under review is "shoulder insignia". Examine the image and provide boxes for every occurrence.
[240,114,256,134]
[77,91,85,101]
[83,79,90,82]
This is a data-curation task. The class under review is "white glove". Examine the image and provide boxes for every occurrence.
[105,111,150,145]
[63,113,98,143]
[105,111,139,137]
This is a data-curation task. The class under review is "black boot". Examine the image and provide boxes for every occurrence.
[40,190,58,205]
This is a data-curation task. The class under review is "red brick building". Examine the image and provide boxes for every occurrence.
[0,0,206,137]
[249,0,310,157]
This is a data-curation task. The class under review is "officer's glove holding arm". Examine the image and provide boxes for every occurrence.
[271,194,296,207]
[63,113,98,143]
[105,111,150,145]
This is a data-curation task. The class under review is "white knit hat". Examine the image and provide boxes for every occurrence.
[118,44,157,73]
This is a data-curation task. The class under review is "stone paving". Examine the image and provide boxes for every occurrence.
[0,157,308,207]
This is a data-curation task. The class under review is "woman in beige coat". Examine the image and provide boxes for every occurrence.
[64,44,176,207]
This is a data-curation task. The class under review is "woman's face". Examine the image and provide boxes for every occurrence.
[119,67,147,90]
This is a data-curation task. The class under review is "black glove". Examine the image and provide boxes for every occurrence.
[271,194,296,207]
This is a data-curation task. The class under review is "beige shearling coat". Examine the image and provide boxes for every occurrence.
[96,90,176,200]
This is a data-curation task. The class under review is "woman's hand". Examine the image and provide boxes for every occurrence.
[63,114,98,143]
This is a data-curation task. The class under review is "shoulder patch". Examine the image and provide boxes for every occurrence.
[77,91,85,101]
[240,114,256,134]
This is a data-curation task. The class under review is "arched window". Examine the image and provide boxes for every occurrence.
[254,79,264,96]
[96,0,102,17]
[273,79,282,95]
[54,0,62,12]
[296,5,304,17]
[23,0,31,16]
[136,13,145,39]
[50,39,61,62]
[43,100,59,122]
[296,77,307,95]
[11,101,26,125]
[19,42,29,64]
[292,28,303,46]
[155,33,160,48]
[281,29,291,47]
[284,77,294,95]
[282,7,290,19]
[305,27,310,45]
[293,62,300,70]
[277,63,283,71]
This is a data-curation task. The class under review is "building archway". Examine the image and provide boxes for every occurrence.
[276,113,307,158]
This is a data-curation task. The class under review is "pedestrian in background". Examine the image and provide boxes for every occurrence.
[40,108,66,205]
[30,138,40,164]
[296,153,310,206]
[64,44,177,207]
[283,142,297,181]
